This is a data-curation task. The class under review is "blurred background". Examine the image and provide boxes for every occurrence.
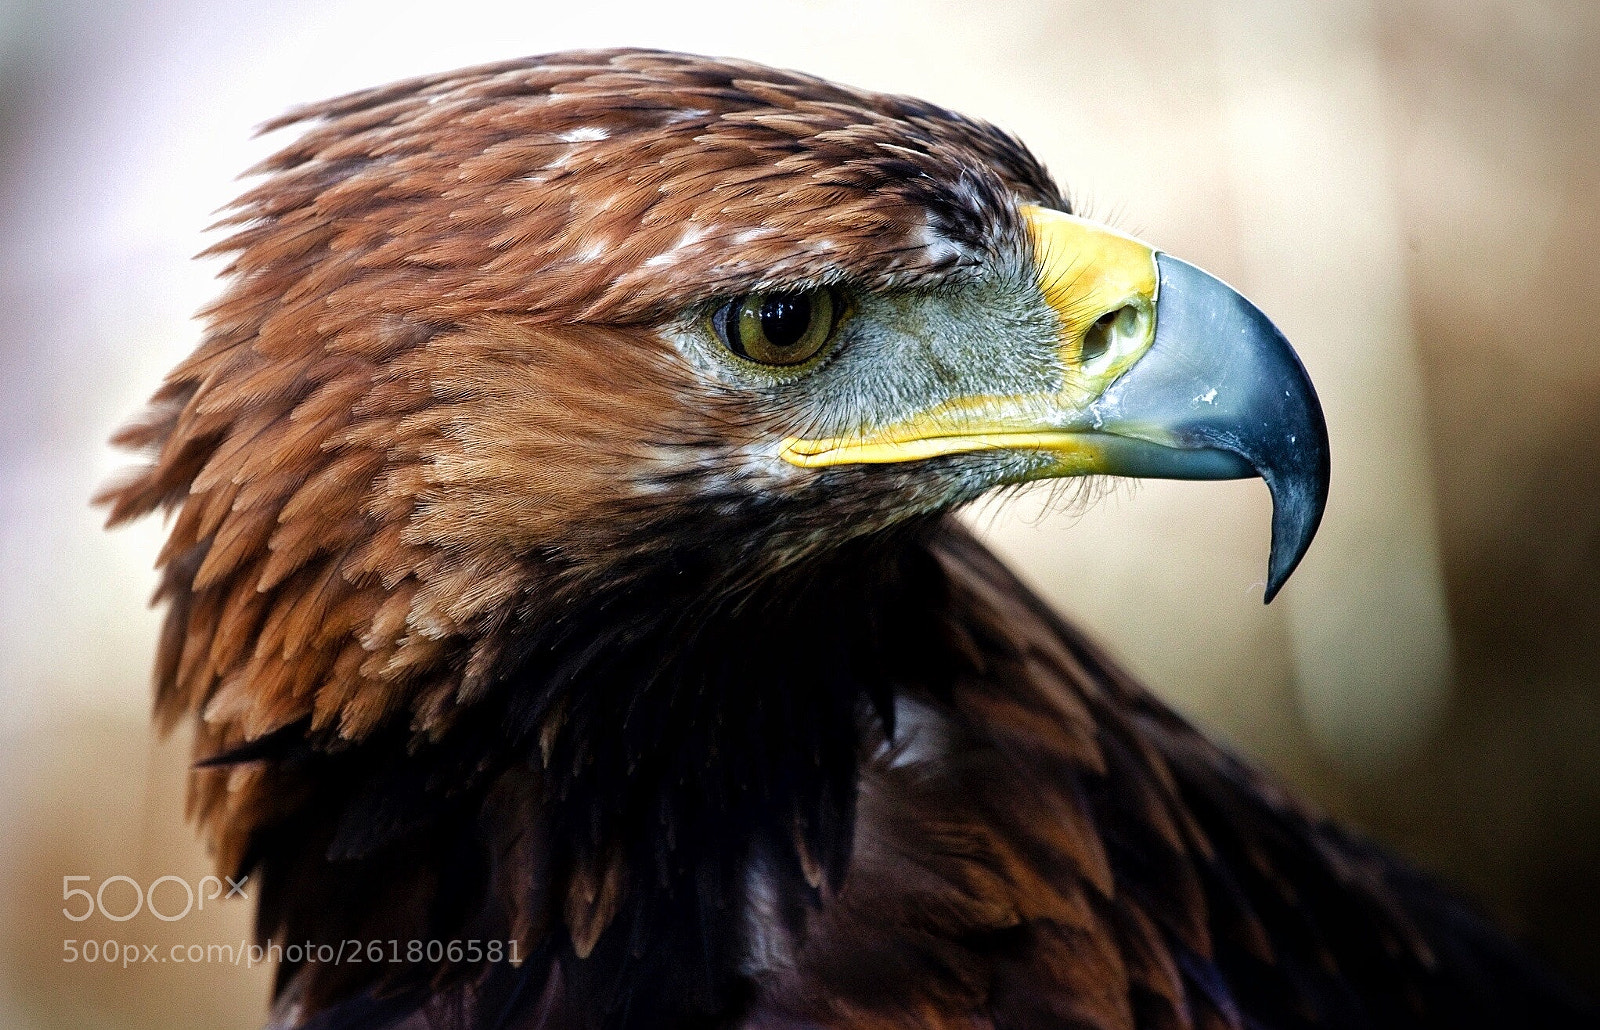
[0,0,1595,1025]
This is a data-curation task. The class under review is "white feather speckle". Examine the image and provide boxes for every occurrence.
[644,225,708,267]
[885,696,948,770]
[915,219,965,267]
[740,858,796,974]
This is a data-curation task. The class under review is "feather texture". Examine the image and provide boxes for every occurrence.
[100,48,1591,1030]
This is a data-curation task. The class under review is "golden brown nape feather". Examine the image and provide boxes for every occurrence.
[102,47,1591,1030]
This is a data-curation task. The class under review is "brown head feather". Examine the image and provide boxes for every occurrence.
[100,45,1060,894]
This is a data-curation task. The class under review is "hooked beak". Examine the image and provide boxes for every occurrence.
[781,205,1330,602]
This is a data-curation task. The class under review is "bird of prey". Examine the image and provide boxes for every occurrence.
[102,49,1591,1030]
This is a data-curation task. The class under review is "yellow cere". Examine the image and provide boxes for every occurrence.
[778,205,1162,470]
[1022,204,1159,380]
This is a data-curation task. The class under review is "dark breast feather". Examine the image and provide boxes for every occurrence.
[745,524,1593,1030]
[257,520,1594,1030]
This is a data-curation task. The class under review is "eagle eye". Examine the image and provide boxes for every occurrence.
[712,288,840,367]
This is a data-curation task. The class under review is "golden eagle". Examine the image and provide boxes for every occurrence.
[101,49,1591,1030]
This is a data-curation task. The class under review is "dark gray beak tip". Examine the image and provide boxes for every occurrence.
[1262,436,1330,603]
[1251,304,1330,604]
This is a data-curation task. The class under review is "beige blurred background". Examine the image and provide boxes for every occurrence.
[1,0,1595,1026]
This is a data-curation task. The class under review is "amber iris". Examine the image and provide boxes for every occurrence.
[714,288,838,366]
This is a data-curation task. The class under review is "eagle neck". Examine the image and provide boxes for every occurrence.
[506,519,953,1029]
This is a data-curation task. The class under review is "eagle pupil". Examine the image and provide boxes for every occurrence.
[758,293,812,350]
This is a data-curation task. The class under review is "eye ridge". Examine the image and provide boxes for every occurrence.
[712,287,841,367]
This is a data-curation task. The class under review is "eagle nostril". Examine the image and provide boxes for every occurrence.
[1082,304,1144,373]
[1082,309,1116,366]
